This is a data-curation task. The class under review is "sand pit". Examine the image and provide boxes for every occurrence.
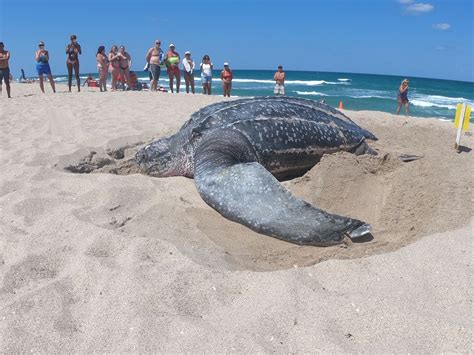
[49,90,473,271]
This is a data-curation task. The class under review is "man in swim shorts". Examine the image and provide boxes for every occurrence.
[145,39,164,91]
[164,43,180,93]
[0,42,11,98]
[273,65,285,96]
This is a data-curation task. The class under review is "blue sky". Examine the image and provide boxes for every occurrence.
[1,0,472,81]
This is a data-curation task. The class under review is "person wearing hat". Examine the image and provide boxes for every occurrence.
[0,41,11,98]
[182,51,195,94]
[35,41,56,94]
[65,34,82,92]
[220,62,233,97]
[164,43,180,93]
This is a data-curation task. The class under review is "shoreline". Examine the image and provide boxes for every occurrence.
[6,82,465,122]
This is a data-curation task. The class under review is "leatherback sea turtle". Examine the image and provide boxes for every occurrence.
[135,97,377,246]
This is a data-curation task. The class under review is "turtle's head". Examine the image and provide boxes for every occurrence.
[135,137,184,177]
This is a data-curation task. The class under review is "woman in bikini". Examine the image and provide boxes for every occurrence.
[220,62,233,97]
[164,43,180,93]
[145,40,163,91]
[108,45,121,91]
[396,79,410,115]
[65,34,82,92]
[118,46,132,90]
[96,46,109,92]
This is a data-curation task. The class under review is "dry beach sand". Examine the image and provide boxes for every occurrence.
[1,83,472,352]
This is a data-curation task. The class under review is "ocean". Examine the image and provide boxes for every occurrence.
[50,70,473,121]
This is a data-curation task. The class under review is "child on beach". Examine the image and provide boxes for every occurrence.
[35,41,56,94]
[182,51,195,94]
[200,55,213,95]
[397,79,410,115]
[220,62,233,97]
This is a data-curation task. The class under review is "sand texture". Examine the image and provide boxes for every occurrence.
[1,84,472,352]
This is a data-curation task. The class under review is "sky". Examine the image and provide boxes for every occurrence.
[1,0,472,82]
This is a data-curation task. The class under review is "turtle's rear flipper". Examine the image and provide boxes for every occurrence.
[194,129,369,246]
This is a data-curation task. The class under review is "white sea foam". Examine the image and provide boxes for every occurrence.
[410,93,472,110]
[286,80,347,86]
[295,91,328,96]
[337,78,351,82]
[410,100,456,110]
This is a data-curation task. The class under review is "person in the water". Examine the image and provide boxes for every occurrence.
[65,34,82,92]
[35,41,56,93]
[164,43,180,93]
[396,79,410,115]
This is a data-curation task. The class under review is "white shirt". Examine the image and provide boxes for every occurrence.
[182,58,195,74]
[201,62,213,76]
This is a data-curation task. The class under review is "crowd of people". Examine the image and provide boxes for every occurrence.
[0,37,292,100]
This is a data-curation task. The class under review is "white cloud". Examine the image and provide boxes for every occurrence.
[435,45,455,51]
[406,3,435,14]
[398,0,414,4]
[433,23,451,30]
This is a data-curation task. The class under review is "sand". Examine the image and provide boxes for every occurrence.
[0,83,472,352]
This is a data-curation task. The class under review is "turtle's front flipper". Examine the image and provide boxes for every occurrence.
[194,129,369,246]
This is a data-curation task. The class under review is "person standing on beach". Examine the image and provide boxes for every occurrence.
[220,62,233,97]
[165,44,180,93]
[65,35,82,92]
[397,79,410,115]
[118,46,132,90]
[273,65,285,96]
[35,41,56,94]
[182,51,195,94]
[108,45,121,91]
[145,39,164,91]
[200,55,213,95]
[0,42,11,98]
[96,46,109,92]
